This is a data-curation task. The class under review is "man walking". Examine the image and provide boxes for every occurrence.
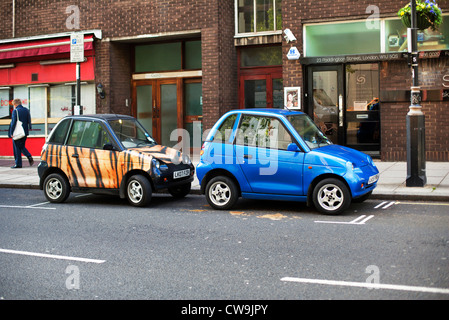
[8,99,34,168]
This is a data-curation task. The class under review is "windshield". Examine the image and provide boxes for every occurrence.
[287,114,332,150]
[108,118,157,148]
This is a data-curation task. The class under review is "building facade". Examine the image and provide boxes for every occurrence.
[0,0,448,161]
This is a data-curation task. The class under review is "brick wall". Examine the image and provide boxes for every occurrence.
[1,0,237,132]
[281,0,449,161]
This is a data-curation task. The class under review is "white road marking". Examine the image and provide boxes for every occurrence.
[0,205,55,210]
[0,248,105,264]
[281,277,449,295]
[315,215,374,225]
[374,201,388,209]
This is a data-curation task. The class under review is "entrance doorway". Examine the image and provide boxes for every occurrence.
[134,79,178,147]
[239,72,283,109]
[133,78,203,150]
[306,64,380,156]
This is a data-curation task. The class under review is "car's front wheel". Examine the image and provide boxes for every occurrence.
[312,178,351,215]
[205,176,238,210]
[43,173,70,203]
[126,175,152,207]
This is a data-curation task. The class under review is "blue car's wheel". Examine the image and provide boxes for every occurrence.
[312,178,351,215]
[205,176,238,210]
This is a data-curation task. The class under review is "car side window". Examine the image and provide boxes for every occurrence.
[67,120,112,149]
[48,118,71,145]
[211,114,237,143]
[236,115,293,150]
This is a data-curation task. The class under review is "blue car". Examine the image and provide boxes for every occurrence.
[196,109,379,215]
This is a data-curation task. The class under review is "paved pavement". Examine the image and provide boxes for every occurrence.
[0,157,448,201]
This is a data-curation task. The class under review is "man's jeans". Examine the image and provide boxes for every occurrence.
[12,136,32,167]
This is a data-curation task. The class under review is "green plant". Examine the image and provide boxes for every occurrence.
[398,0,443,31]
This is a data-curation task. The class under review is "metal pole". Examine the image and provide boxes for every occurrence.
[406,0,426,187]
[76,62,82,115]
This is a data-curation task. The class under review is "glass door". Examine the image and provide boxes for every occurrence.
[345,63,380,156]
[133,80,178,147]
[307,65,344,145]
[240,73,283,109]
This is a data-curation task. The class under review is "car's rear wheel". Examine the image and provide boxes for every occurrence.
[126,175,152,207]
[205,176,238,210]
[168,183,191,198]
[43,173,70,203]
[312,178,350,215]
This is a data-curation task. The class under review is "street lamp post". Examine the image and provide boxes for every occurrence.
[406,0,426,187]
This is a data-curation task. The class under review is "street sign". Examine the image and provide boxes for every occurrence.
[70,33,84,63]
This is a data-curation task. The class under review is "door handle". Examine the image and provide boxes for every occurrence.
[72,154,79,158]
[244,154,252,159]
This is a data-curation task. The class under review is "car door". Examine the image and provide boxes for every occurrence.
[234,115,305,195]
[66,119,119,189]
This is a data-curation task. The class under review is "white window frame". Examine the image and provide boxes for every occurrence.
[303,13,449,57]
[234,0,282,38]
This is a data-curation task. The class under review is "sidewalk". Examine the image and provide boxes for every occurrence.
[0,157,448,201]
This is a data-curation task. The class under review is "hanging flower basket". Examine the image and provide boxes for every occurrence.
[398,0,443,31]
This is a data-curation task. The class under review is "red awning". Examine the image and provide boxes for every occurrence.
[0,35,94,62]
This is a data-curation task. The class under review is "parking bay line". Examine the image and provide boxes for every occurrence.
[281,277,449,295]
[315,215,374,225]
[0,248,105,264]
[0,201,55,210]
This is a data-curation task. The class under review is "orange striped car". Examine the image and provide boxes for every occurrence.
[38,114,194,207]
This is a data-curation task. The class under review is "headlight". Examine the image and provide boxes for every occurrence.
[152,158,160,169]
[346,161,355,171]
[182,154,191,165]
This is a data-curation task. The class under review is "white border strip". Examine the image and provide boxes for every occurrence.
[0,248,105,264]
[281,277,449,295]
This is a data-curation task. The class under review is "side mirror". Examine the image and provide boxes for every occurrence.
[103,143,116,151]
[287,143,300,152]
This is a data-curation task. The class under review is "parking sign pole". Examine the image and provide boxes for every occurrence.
[76,62,81,114]
[70,32,84,115]
[406,0,426,187]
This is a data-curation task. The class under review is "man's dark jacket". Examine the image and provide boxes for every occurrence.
[8,105,32,138]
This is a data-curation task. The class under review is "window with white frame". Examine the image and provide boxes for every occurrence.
[236,0,282,35]
[304,14,449,57]
[0,83,96,137]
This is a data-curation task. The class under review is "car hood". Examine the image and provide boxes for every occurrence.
[306,144,373,168]
[125,145,184,164]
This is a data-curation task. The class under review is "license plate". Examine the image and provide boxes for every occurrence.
[368,173,379,185]
[173,169,190,179]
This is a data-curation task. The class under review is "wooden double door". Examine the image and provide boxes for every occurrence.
[132,78,202,150]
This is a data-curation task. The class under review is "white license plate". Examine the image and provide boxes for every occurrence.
[173,169,190,179]
[368,173,379,185]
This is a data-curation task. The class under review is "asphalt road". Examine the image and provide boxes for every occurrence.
[1,188,448,305]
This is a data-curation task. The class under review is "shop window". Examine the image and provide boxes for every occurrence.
[135,43,182,72]
[0,83,95,138]
[385,16,449,52]
[185,40,202,70]
[0,88,11,119]
[236,0,282,34]
[135,40,202,73]
[305,21,381,56]
[240,46,282,67]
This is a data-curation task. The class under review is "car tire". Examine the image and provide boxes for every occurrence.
[168,183,191,198]
[312,178,351,215]
[126,175,152,207]
[43,173,70,203]
[205,176,238,210]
